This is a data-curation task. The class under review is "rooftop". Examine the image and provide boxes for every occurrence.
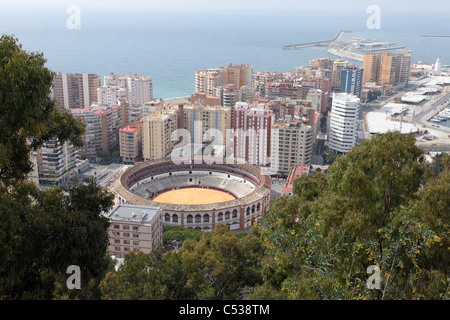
[107,204,160,224]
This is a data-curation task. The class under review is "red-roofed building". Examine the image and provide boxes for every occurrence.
[119,121,143,164]
[282,165,310,196]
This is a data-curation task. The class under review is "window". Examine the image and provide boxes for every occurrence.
[172,214,178,223]
[123,233,130,237]
[123,225,130,230]
[133,241,139,245]
[133,226,139,232]
[113,225,120,229]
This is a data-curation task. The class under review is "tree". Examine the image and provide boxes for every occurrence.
[0,35,113,299]
[0,35,85,184]
[97,150,111,159]
[100,224,265,300]
[256,131,447,300]
[111,150,121,158]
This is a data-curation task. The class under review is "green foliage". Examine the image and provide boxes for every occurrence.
[111,151,121,158]
[100,224,265,300]
[0,35,113,299]
[96,150,111,159]
[257,131,448,300]
[0,35,85,183]
[0,179,114,299]
[162,225,204,244]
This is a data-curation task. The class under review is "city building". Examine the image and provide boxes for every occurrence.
[362,51,413,88]
[97,85,127,105]
[340,66,364,98]
[396,50,413,86]
[331,59,350,92]
[33,138,89,185]
[142,106,178,161]
[190,93,221,106]
[182,104,231,146]
[252,71,285,98]
[225,64,253,90]
[195,67,228,95]
[119,121,143,165]
[270,116,314,174]
[127,100,163,124]
[329,93,360,154]
[107,204,163,258]
[378,52,398,86]
[195,64,253,96]
[282,165,311,196]
[71,104,125,158]
[309,58,334,70]
[265,79,314,100]
[100,73,153,105]
[52,72,100,109]
[362,53,379,84]
[234,102,275,166]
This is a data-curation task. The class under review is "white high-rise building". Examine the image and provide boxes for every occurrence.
[98,73,153,106]
[329,93,360,154]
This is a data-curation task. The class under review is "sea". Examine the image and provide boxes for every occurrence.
[0,5,450,100]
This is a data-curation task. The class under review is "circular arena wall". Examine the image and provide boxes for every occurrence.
[110,157,272,231]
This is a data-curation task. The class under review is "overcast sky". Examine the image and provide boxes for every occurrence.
[1,0,449,13]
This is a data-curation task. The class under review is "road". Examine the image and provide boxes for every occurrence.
[415,91,450,133]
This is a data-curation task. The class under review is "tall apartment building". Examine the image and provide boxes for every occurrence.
[226,64,253,90]
[127,100,163,124]
[265,79,315,100]
[107,204,163,258]
[340,66,364,98]
[195,67,228,95]
[183,104,231,146]
[331,59,350,92]
[142,107,178,161]
[329,93,360,154]
[195,64,253,95]
[378,52,398,86]
[233,102,275,166]
[310,58,334,70]
[252,71,285,97]
[99,73,153,105]
[306,89,323,115]
[362,53,379,84]
[52,72,100,109]
[34,138,88,185]
[119,121,143,165]
[71,104,124,157]
[270,116,314,174]
[269,98,317,127]
[362,51,412,87]
[97,85,127,106]
[396,50,413,86]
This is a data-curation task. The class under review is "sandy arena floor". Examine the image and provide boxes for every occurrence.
[152,187,235,204]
